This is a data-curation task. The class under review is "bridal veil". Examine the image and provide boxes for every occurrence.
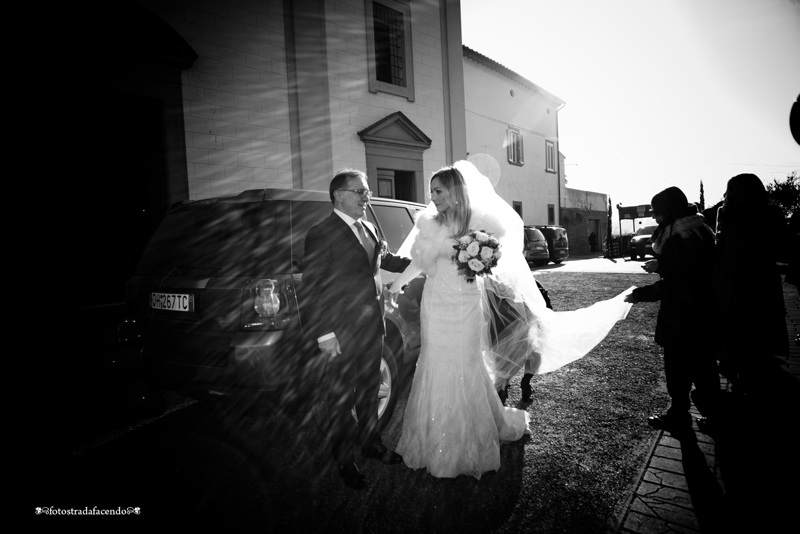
[394,159,633,384]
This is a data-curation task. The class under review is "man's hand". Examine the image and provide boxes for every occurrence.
[319,337,341,357]
[642,259,659,273]
[624,292,639,304]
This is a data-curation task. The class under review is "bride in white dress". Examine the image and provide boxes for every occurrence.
[389,160,632,479]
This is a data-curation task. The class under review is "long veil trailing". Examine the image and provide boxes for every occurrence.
[393,159,633,386]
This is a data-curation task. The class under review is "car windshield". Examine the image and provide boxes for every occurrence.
[637,225,658,236]
[524,228,545,241]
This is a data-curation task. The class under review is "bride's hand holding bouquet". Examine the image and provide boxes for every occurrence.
[452,229,502,282]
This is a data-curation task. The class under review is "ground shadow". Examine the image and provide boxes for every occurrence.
[34,387,527,533]
[706,363,800,532]
[676,432,731,532]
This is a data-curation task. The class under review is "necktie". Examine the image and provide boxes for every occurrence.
[354,221,375,260]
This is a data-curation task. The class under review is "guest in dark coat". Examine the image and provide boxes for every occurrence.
[713,173,790,394]
[625,186,720,434]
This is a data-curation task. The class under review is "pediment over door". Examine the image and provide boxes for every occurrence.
[358,112,432,149]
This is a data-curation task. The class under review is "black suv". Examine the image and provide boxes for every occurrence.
[535,225,570,264]
[629,225,658,260]
[125,188,426,429]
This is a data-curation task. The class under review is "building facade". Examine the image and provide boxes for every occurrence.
[171,0,466,200]
[560,188,609,255]
[65,0,465,308]
[462,46,565,227]
[462,46,610,255]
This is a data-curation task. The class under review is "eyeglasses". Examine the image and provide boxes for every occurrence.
[338,188,373,198]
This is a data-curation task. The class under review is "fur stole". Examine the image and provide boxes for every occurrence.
[409,208,456,276]
[651,213,710,254]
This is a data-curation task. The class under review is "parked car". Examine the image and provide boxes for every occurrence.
[629,225,658,260]
[124,188,426,430]
[535,225,570,264]
[523,226,550,266]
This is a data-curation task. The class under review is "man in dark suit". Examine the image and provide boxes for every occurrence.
[302,169,412,489]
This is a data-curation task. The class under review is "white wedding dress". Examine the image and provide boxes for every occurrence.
[395,230,530,479]
[391,160,632,480]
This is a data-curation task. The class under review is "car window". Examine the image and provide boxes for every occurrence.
[524,228,545,241]
[637,225,658,235]
[551,227,569,246]
[368,204,415,252]
[135,201,274,277]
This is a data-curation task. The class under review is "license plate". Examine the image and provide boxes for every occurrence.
[151,292,194,312]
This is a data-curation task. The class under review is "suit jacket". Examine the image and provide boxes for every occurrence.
[302,212,411,347]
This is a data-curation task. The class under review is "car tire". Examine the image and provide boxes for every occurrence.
[533,260,548,267]
[630,252,638,260]
[553,260,563,265]
[376,343,400,431]
[311,342,401,436]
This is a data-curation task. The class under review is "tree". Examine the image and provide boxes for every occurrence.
[605,197,613,257]
[699,181,705,211]
[766,171,800,217]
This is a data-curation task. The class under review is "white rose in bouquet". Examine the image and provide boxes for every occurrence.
[480,246,494,260]
[466,241,481,256]
[458,250,471,263]
[459,235,472,245]
[468,258,485,272]
[475,231,489,243]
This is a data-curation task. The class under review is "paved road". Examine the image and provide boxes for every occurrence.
[533,253,654,274]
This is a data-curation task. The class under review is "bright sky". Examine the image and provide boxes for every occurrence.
[461,0,800,230]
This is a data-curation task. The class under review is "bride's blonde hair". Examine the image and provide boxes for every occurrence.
[431,166,471,237]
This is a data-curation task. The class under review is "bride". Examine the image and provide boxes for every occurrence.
[388,160,632,479]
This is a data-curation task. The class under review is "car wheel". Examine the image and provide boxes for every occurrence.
[533,260,547,267]
[311,342,401,435]
[630,252,638,260]
[375,344,400,431]
[553,260,563,265]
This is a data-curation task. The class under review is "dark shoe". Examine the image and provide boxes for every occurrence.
[695,417,713,435]
[337,462,366,489]
[498,386,509,405]
[521,373,534,402]
[361,441,403,465]
[648,413,692,434]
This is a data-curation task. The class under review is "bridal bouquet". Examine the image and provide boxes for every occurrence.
[452,229,502,282]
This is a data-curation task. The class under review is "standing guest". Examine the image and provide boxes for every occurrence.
[625,186,720,435]
[713,173,790,394]
[497,280,553,405]
[588,231,598,253]
[301,169,411,489]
